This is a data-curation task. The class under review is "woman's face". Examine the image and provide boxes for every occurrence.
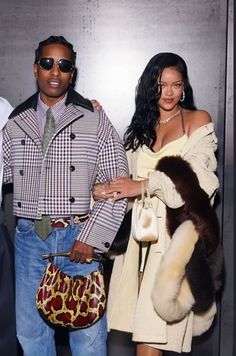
[157,67,184,112]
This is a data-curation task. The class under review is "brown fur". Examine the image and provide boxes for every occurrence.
[156,155,219,254]
[110,156,224,313]
[156,156,223,312]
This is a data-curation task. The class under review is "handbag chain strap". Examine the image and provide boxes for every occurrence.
[41,251,104,263]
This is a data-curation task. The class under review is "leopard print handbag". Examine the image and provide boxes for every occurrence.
[35,257,106,329]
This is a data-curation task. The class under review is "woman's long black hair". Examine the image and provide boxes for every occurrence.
[124,53,197,151]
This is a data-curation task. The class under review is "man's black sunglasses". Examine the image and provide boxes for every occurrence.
[37,58,74,73]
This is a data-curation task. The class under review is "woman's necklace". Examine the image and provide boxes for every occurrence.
[159,109,181,125]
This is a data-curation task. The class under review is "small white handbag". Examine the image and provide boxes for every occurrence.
[131,181,158,242]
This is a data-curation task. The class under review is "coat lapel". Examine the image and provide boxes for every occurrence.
[180,123,216,155]
[55,103,84,135]
[13,108,42,148]
[10,89,91,152]
[12,104,85,147]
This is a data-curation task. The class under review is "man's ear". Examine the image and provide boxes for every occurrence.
[70,70,75,84]
[33,63,38,81]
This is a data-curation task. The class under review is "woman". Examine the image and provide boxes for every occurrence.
[95,53,219,355]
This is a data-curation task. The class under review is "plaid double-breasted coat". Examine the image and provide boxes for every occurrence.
[3,88,128,251]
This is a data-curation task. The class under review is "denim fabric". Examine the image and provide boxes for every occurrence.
[15,218,107,356]
[0,220,17,356]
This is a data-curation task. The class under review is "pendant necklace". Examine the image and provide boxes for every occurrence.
[159,109,181,125]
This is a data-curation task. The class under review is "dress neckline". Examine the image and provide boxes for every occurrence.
[144,133,187,155]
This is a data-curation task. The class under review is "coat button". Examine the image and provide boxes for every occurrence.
[69,197,75,203]
[70,133,76,139]
[70,165,75,172]
[21,139,25,145]
[17,202,21,207]
[104,242,110,248]
[19,170,23,176]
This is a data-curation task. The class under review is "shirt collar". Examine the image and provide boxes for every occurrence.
[37,93,67,121]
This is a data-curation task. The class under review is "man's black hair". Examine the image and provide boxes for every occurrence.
[34,35,77,64]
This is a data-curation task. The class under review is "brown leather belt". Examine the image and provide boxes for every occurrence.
[50,214,89,228]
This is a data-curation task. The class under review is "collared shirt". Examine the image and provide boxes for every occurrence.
[0,97,13,204]
[37,94,67,137]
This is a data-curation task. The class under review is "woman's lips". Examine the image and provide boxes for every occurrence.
[163,99,174,104]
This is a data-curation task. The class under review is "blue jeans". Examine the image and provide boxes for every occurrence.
[15,218,107,356]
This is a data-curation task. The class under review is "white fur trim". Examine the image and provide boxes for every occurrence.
[193,302,217,336]
[151,220,198,322]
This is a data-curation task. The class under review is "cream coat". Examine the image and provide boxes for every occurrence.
[107,123,219,353]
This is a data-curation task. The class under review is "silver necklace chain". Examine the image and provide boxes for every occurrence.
[159,109,181,125]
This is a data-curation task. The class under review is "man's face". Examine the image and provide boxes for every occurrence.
[34,43,75,107]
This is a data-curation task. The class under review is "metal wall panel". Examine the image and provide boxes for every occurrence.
[0,0,226,135]
[0,1,232,355]
[219,0,234,355]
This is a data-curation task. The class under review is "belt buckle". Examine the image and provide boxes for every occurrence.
[51,217,70,228]
[74,215,83,224]
[51,215,89,228]
[74,214,89,224]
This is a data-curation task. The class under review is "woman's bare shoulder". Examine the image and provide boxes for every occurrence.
[183,109,212,136]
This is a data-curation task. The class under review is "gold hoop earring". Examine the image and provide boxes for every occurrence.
[180,90,185,102]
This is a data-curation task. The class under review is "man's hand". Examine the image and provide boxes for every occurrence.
[70,241,94,263]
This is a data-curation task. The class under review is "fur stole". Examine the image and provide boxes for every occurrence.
[151,156,224,335]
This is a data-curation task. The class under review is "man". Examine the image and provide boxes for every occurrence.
[0,97,17,356]
[3,36,128,356]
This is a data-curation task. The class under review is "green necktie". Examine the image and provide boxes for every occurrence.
[34,108,55,239]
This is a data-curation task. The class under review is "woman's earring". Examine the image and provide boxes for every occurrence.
[180,90,185,102]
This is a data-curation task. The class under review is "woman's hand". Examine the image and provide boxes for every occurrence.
[93,183,115,201]
[93,178,147,201]
[106,177,145,201]
[91,99,103,111]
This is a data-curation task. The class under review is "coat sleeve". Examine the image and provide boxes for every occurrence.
[2,124,13,184]
[148,126,219,208]
[75,111,129,252]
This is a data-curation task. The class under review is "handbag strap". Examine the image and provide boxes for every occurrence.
[140,180,145,203]
[42,252,105,274]
[138,241,151,274]
[41,251,104,262]
[41,252,105,272]
[141,180,152,207]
